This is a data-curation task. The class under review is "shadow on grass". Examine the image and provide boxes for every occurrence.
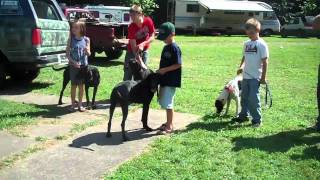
[89,58,123,68]
[69,129,158,151]
[183,112,244,132]
[232,128,320,158]
[0,81,53,95]
[291,145,320,160]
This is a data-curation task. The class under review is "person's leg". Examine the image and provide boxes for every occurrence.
[166,109,173,130]
[123,51,134,81]
[247,79,262,125]
[238,79,249,119]
[71,84,77,108]
[159,87,176,132]
[142,51,148,65]
[78,83,85,111]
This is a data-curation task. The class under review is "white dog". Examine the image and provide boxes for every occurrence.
[215,75,242,116]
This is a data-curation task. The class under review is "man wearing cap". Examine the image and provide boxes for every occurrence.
[156,22,182,134]
[123,4,155,81]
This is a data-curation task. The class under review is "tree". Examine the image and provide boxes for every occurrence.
[255,0,320,24]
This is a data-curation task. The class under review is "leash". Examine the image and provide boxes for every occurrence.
[242,71,273,109]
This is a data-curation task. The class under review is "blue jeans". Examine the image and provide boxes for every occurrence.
[238,79,262,124]
[123,51,148,81]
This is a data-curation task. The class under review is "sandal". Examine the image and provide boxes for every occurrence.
[157,123,167,131]
[157,128,174,135]
[78,106,86,112]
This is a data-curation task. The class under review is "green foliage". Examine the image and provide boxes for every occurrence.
[260,0,320,17]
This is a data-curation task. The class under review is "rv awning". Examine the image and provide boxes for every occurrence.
[199,0,273,12]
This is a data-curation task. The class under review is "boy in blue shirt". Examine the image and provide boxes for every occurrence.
[156,22,182,134]
[232,18,269,128]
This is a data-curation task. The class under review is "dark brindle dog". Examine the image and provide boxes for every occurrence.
[53,65,100,109]
[106,60,160,141]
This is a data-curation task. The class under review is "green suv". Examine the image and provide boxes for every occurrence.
[0,0,69,88]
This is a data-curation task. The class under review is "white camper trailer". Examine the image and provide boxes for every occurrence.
[167,0,281,35]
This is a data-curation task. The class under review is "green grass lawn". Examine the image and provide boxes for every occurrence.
[0,99,48,130]
[33,36,319,179]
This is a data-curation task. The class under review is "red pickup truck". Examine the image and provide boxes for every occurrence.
[62,7,127,60]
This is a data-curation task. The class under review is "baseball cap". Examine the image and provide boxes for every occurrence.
[157,22,175,41]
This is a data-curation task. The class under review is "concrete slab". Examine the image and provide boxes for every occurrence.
[0,132,34,160]
[0,109,199,180]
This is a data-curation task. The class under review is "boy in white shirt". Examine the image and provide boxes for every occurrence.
[232,18,269,128]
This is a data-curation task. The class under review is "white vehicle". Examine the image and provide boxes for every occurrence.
[84,5,131,25]
[281,16,320,38]
[167,0,281,35]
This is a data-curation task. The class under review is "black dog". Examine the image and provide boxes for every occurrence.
[53,65,100,109]
[106,72,161,141]
[129,60,153,81]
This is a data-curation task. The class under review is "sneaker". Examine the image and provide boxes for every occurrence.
[231,117,249,124]
[252,122,262,128]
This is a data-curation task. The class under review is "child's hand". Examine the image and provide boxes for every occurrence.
[237,68,243,75]
[157,68,166,75]
[83,47,90,56]
[260,78,267,84]
[137,43,144,52]
[73,62,80,68]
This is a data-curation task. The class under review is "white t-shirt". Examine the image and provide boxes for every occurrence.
[243,38,269,79]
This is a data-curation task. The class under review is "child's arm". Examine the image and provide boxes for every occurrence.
[237,56,245,74]
[158,64,181,75]
[138,33,155,51]
[84,37,91,57]
[66,36,79,68]
[260,58,268,84]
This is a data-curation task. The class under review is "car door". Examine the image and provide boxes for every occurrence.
[31,0,69,55]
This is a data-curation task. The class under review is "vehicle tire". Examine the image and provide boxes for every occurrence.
[105,48,123,60]
[262,29,273,37]
[298,29,306,38]
[0,63,6,89]
[10,69,40,82]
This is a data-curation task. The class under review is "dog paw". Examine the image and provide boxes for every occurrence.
[106,132,112,138]
[58,101,63,105]
[143,126,153,132]
[91,105,97,110]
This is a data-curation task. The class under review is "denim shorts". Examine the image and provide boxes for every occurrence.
[159,86,176,109]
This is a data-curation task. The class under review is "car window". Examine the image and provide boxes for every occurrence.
[263,12,277,20]
[293,18,300,24]
[0,0,23,15]
[186,4,199,13]
[32,0,60,20]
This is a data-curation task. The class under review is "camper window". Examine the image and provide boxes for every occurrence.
[186,4,199,13]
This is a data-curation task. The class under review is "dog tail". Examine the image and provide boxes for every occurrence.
[52,65,68,71]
